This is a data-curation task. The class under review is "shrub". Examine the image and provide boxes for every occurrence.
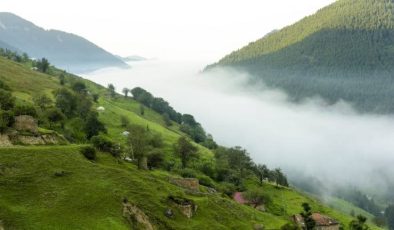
[147,149,165,169]
[13,104,37,117]
[80,146,96,161]
[197,175,215,188]
[120,115,130,128]
[0,110,14,133]
[178,168,198,178]
[217,182,237,197]
[148,133,163,148]
[0,89,15,110]
[91,135,120,157]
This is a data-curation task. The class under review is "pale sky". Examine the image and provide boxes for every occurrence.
[0,0,335,61]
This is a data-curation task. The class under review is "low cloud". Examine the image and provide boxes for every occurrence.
[84,60,394,200]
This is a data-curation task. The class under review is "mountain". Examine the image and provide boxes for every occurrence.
[208,0,394,113]
[0,12,128,73]
[0,52,380,229]
[0,40,20,53]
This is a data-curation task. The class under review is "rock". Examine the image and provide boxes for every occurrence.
[206,187,217,194]
[14,115,38,133]
[168,196,198,219]
[169,177,199,191]
[164,208,174,218]
[122,201,154,230]
[0,134,12,147]
[16,135,45,145]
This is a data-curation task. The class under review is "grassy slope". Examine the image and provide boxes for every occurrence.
[0,57,382,229]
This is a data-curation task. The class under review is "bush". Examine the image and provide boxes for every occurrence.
[0,89,15,110]
[80,146,96,161]
[197,175,215,188]
[0,110,14,133]
[13,104,37,117]
[147,149,165,169]
[217,182,237,197]
[120,115,130,128]
[148,133,163,148]
[91,135,120,157]
[176,168,199,178]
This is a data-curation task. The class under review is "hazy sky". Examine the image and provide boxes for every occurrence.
[0,0,335,61]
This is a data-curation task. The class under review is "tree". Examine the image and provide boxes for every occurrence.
[71,81,87,94]
[349,215,370,230]
[33,94,53,110]
[127,124,150,170]
[147,149,164,169]
[122,88,129,98]
[244,189,271,208]
[163,113,172,127]
[55,88,77,117]
[59,74,65,85]
[46,108,66,128]
[301,203,316,230]
[385,205,394,230]
[254,164,270,186]
[36,58,50,73]
[273,168,289,187]
[108,84,116,98]
[84,112,106,139]
[0,89,15,110]
[175,136,197,168]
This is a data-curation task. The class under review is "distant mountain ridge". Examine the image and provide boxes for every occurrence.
[209,0,394,113]
[0,12,128,73]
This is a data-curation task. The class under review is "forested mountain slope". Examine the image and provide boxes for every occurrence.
[208,0,394,113]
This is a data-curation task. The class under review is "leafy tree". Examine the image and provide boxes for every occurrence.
[244,189,272,208]
[71,81,87,94]
[301,203,316,230]
[36,58,50,73]
[254,164,270,186]
[33,94,53,110]
[108,84,116,98]
[59,74,65,85]
[349,215,370,230]
[273,168,289,187]
[127,124,150,170]
[0,89,15,110]
[175,136,198,168]
[385,205,394,230]
[83,112,106,139]
[55,88,77,117]
[147,149,165,169]
[46,108,66,127]
[163,113,172,126]
[122,88,129,98]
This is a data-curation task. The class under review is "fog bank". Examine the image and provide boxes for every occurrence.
[83,60,394,198]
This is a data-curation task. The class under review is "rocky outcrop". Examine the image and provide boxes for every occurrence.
[169,177,199,192]
[14,115,38,133]
[122,201,155,230]
[0,135,12,147]
[168,196,198,219]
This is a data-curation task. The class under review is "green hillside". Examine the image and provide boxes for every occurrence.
[209,0,394,113]
[0,56,382,229]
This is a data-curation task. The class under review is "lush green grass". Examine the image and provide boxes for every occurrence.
[0,146,286,230]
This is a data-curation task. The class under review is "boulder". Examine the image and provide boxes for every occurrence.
[168,196,198,219]
[164,208,174,218]
[122,201,154,230]
[0,134,12,147]
[169,177,199,191]
[14,115,38,133]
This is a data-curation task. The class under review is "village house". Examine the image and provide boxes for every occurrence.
[293,213,340,230]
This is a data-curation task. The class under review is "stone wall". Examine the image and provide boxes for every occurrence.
[14,115,38,133]
[169,178,199,191]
